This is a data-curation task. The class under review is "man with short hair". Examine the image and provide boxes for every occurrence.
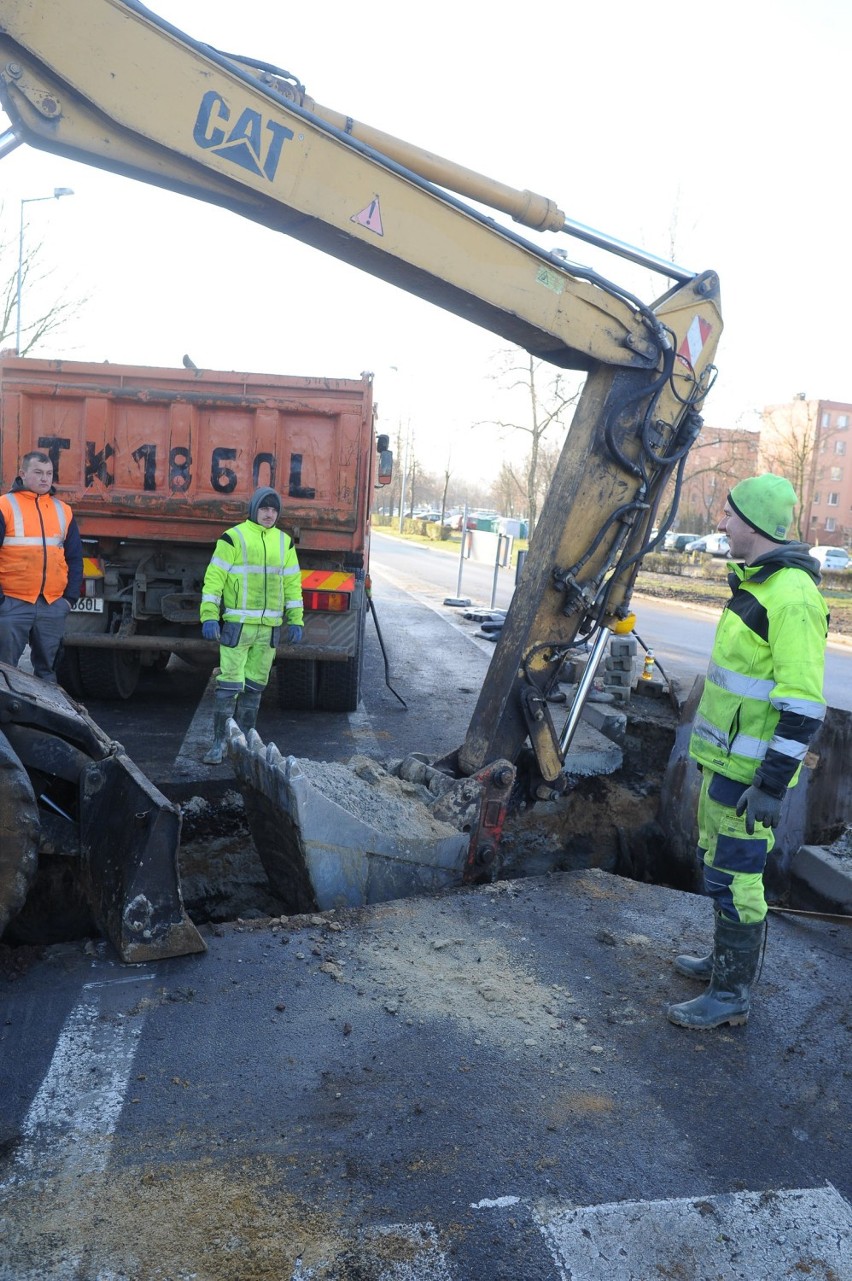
[0,451,83,682]
[667,473,829,1030]
[199,486,304,765]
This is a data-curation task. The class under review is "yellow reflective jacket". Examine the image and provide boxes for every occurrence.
[200,519,303,629]
[689,543,828,794]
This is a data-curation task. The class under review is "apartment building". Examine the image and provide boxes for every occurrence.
[673,426,760,531]
[761,397,852,547]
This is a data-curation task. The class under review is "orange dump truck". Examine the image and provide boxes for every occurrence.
[0,356,389,706]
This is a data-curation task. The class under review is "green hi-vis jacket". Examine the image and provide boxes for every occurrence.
[689,542,828,797]
[200,518,304,630]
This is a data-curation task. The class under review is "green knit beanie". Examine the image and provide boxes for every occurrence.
[728,473,797,542]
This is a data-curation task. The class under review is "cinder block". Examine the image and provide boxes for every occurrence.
[609,638,636,658]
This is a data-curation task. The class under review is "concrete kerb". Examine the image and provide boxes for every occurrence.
[791,845,852,915]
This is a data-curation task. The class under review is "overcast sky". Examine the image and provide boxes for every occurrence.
[1,0,848,479]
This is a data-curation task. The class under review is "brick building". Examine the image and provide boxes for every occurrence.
[760,397,852,547]
[673,426,760,532]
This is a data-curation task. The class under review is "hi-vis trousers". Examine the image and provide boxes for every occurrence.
[696,768,774,925]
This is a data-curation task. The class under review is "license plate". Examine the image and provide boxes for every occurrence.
[71,597,104,613]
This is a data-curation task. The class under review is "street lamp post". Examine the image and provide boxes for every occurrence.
[15,187,74,355]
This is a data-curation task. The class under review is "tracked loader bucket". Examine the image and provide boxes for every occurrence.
[0,663,204,963]
[227,723,514,913]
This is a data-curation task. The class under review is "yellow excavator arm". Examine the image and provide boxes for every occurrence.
[0,0,708,371]
[0,0,722,789]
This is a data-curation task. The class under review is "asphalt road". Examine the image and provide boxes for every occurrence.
[2,545,851,1279]
[371,531,852,712]
[2,872,849,1280]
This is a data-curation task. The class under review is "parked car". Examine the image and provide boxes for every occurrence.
[663,531,701,552]
[685,533,730,557]
[809,545,851,571]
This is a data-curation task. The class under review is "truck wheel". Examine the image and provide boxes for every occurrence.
[276,659,317,711]
[0,732,40,939]
[316,607,365,712]
[78,648,142,700]
[317,654,361,713]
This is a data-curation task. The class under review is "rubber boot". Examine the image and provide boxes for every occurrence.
[667,915,766,1030]
[202,689,237,765]
[673,949,713,982]
[673,905,721,981]
[235,687,263,734]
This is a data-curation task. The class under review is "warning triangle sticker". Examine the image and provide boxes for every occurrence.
[351,196,384,235]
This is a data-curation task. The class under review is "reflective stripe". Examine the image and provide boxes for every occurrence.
[691,713,730,753]
[728,733,767,761]
[768,735,808,762]
[706,662,774,700]
[692,715,768,764]
[771,694,827,718]
[1,534,64,547]
[301,570,357,590]
[222,607,273,621]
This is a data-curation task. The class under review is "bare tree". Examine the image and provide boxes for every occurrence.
[489,460,524,518]
[478,350,581,530]
[1,207,88,354]
[439,452,452,523]
[759,399,824,541]
[675,428,760,530]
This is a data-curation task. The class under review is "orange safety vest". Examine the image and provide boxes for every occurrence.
[0,488,73,604]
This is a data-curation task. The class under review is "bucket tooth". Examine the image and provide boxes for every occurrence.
[227,725,479,912]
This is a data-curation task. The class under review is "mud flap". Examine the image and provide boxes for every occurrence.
[79,752,206,963]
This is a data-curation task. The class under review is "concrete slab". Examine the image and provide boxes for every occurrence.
[792,844,852,913]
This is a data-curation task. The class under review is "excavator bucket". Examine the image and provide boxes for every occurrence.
[227,722,515,913]
[0,662,205,963]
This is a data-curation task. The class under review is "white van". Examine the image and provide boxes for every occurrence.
[810,546,851,571]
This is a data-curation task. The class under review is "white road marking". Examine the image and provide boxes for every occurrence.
[533,1185,852,1280]
[1,975,152,1190]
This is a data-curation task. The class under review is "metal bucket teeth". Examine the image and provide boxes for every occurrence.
[227,723,472,913]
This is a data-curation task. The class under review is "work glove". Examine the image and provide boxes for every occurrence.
[735,785,783,835]
[202,620,221,642]
[287,624,303,645]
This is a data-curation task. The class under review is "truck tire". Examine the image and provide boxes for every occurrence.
[78,647,142,700]
[276,658,317,711]
[316,657,360,712]
[316,609,365,713]
[0,732,40,939]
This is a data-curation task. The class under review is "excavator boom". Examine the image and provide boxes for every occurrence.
[1,0,688,371]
